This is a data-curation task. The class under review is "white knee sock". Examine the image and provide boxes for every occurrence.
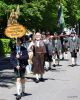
[36,74,39,80]
[65,53,67,59]
[22,83,25,93]
[53,58,56,65]
[60,53,64,59]
[72,57,75,65]
[16,82,22,95]
[62,53,64,58]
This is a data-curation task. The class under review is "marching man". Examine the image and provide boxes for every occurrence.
[52,33,62,66]
[10,39,29,100]
[68,31,79,67]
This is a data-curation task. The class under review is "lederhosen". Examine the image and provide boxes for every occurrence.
[14,59,26,78]
[71,49,77,58]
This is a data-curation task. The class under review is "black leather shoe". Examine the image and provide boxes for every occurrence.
[53,64,56,67]
[62,57,64,60]
[35,79,39,83]
[16,95,21,100]
[71,64,74,67]
[48,67,51,70]
[45,68,49,71]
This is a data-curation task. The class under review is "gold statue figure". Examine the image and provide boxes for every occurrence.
[7,5,20,26]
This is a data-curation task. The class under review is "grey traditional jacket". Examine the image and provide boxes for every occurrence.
[68,36,80,53]
[47,39,54,55]
[52,38,62,52]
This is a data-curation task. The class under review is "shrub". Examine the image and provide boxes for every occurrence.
[0,38,11,56]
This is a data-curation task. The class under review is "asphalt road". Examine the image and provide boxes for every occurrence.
[0,52,80,100]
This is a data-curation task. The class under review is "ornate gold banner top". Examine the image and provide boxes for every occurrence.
[5,24,26,38]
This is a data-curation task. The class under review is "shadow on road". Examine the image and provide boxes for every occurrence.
[26,77,55,82]
[0,71,15,88]
[68,64,80,67]
[50,68,66,72]
[0,57,15,88]
[14,93,32,97]
[0,57,13,71]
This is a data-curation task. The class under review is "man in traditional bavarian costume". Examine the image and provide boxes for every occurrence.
[10,39,28,100]
[45,35,54,70]
[42,34,53,70]
[68,31,79,67]
[28,32,46,83]
[52,33,62,66]
[62,35,69,59]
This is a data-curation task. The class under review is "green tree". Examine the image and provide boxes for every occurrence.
[0,0,80,33]
[65,0,80,26]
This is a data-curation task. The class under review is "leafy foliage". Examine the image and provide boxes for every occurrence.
[0,0,80,33]
[0,39,11,56]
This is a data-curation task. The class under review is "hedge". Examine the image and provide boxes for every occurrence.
[0,38,11,57]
